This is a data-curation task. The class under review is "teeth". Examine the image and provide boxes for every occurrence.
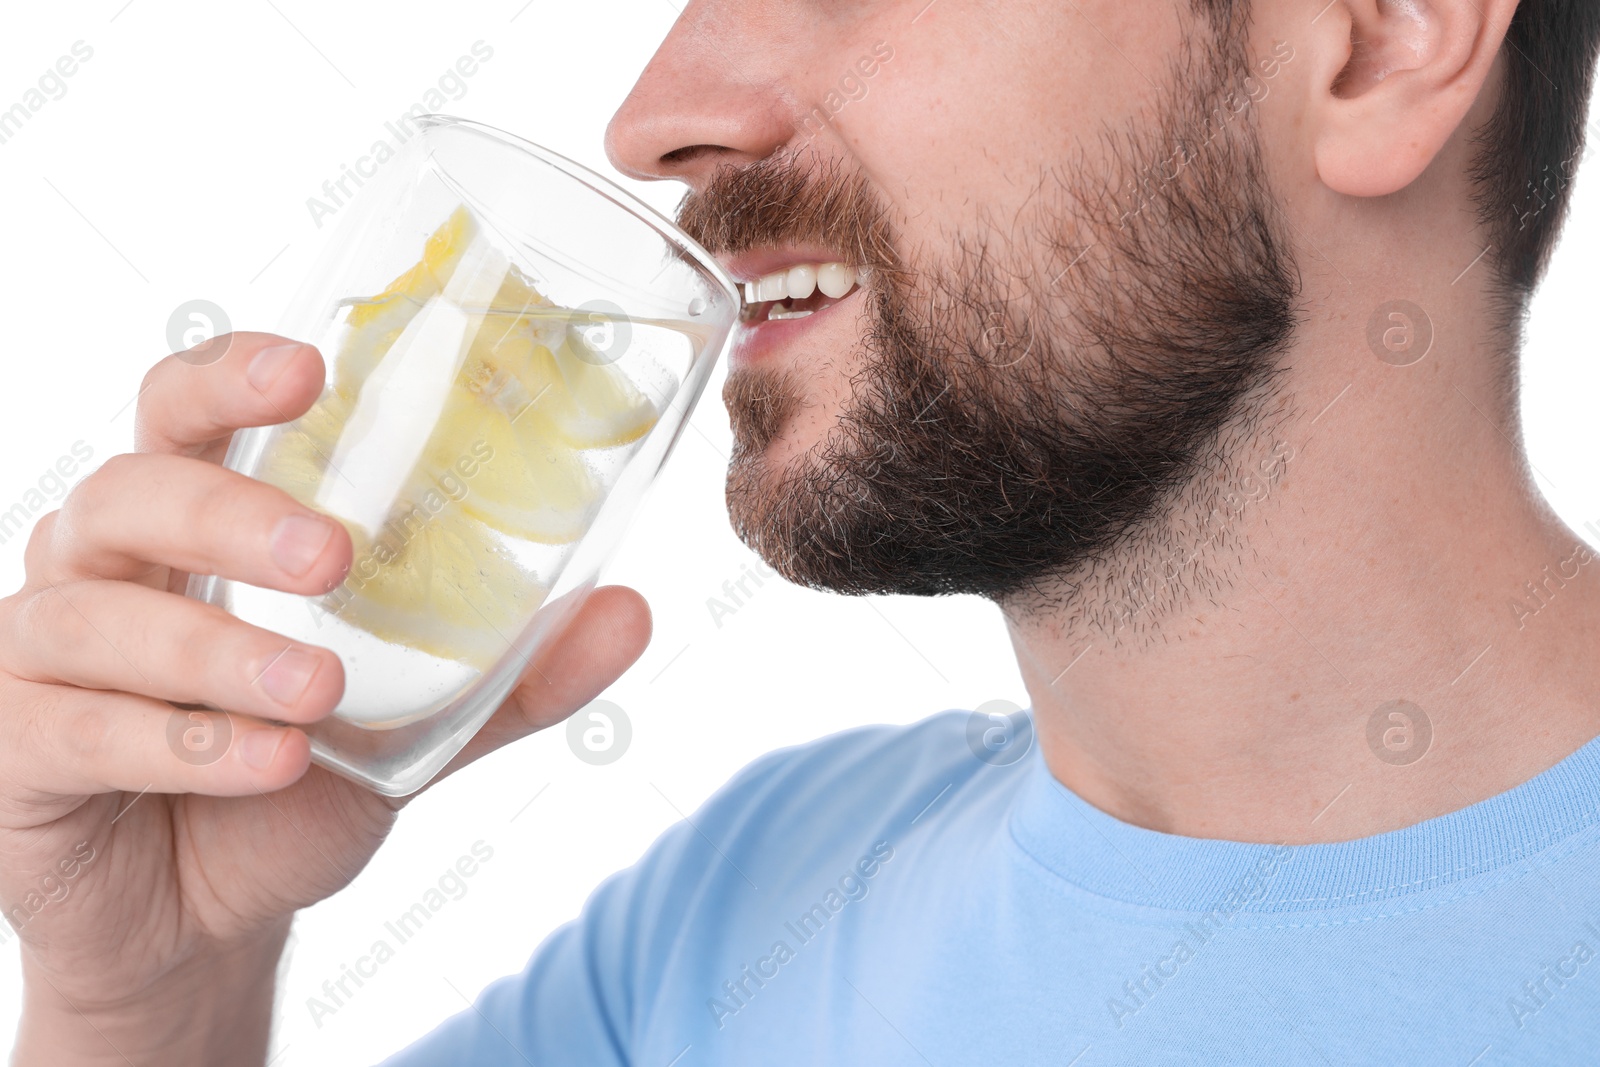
[742,261,864,305]
[786,264,817,300]
[767,306,815,321]
[756,273,786,302]
[817,262,855,299]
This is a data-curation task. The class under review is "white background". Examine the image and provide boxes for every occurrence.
[0,2,1594,1064]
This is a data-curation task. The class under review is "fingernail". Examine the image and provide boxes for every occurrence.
[247,343,302,391]
[258,647,321,707]
[271,514,334,577]
[239,729,287,771]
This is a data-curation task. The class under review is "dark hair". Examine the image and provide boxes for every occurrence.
[1471,1,1600,335]
[1198,0,1600,339]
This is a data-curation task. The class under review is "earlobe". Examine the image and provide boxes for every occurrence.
[1310,0,1517,198]
[1314,84,1453,198]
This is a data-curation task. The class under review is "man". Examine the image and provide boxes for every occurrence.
[4,0,1600,1062]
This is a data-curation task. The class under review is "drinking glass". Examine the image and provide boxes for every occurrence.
[186,115,738,795]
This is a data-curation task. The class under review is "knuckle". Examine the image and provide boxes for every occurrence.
[16,587,103,669]
[134,359,180,436]
[8,587,57,645]
[12,680,81,761]
[78,451,135,501]
[138,355,169,398]
[0,596,23,671]
[58,455,132,535]
[50,695,111,764]
[21,510,61,576]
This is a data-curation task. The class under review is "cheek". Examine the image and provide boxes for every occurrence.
[832,5,1184,261]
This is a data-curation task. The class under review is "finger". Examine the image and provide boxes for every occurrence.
[433,586,652,781]
[134,333,326,460]
[40,452,350,592]
[1,580,343,725]
[1,678,310,798]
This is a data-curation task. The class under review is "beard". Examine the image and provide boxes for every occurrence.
[676,23,1300,634]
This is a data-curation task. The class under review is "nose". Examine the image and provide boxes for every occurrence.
[605,3,795,190]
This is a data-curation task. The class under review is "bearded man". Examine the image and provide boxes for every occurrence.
[5,1,1600,1064]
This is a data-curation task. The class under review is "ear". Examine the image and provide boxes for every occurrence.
[1309,0,1521,197]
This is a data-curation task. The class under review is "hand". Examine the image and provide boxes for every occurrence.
[0,334,651,1064]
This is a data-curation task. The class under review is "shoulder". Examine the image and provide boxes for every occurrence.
[383,709,1030,1064]
[594,708,1032,1038]
[625,707,1028,918]
[690,708,1012,839]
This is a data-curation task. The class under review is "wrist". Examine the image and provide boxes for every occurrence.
[12,919,290,1067]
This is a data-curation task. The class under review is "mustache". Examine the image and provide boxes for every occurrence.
[675,151,901,273]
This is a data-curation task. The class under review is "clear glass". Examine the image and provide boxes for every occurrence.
[186,115,738,796]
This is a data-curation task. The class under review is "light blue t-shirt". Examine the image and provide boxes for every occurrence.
[382,710,1600,1065]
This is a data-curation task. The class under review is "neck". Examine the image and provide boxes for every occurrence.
[1007,324,1600,844]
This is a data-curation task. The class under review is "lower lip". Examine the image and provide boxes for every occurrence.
[728,289,864,369]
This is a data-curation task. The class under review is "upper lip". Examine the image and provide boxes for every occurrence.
[716,246,861,284]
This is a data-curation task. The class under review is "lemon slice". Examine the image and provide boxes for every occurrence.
[540,328,659,449]
[478,315,658,451]
[410,357,600,545]
[335,203,658,452]
[256,388,352,509]
[334,205,478,398]
[258,391,550,666]
[347,204,475,328]
[334,515,544,668]
[491,260,559,320]
[249,202,664,666]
